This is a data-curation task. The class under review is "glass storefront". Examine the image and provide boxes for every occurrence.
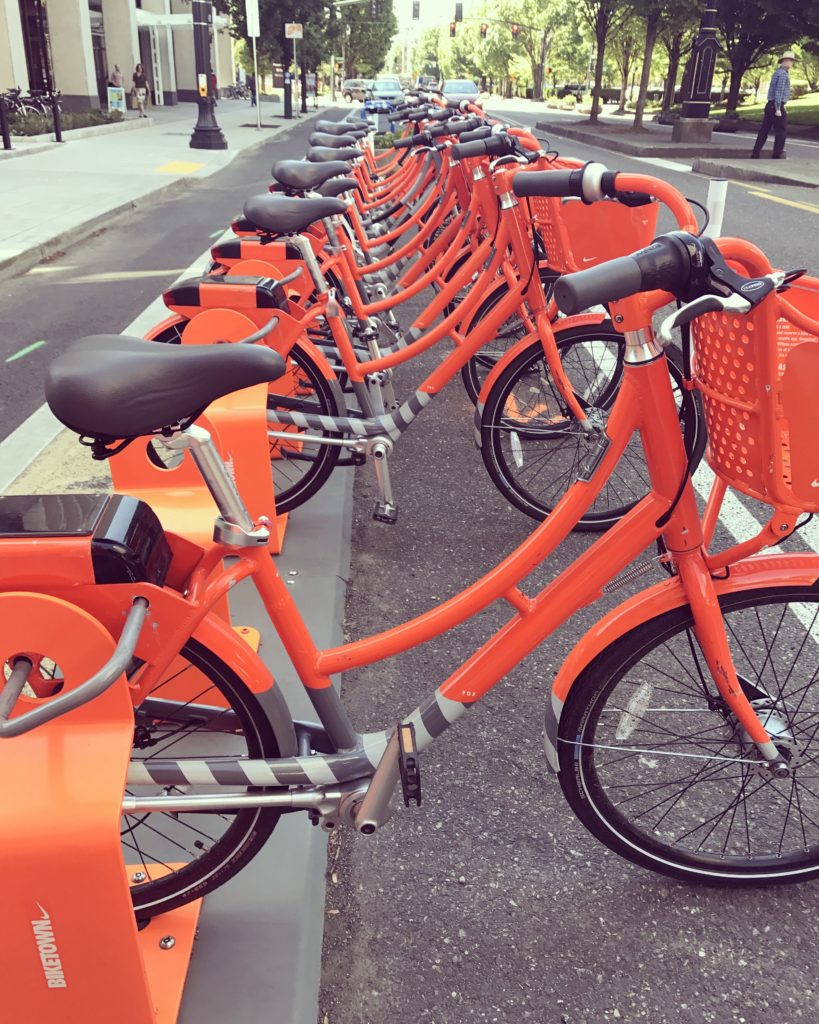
[18,0,53,94]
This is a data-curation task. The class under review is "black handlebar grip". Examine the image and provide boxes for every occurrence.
[450,133,513,161]
[426,121,453,138]
[429,117,480,138]
[393,133,422,149]
[554,235,692,316]
[513,168,583,199]
[456,125,493,144]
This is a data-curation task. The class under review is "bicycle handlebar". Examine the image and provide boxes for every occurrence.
[554,232,781,318]
[0,598,149,738]
[514,161,697,232]
[554,237,690,315]
[450,132,516,162]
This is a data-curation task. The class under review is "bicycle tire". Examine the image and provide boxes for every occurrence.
[460,267,560,404]
[146,317,343,515]
[479,325,705,531]
[557,585,819,884]
[127,638,283,918]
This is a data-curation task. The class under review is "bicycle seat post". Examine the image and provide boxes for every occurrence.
[162,425,270,547]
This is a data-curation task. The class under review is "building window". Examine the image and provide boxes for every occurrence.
[88,0,108,103]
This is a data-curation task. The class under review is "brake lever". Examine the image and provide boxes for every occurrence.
[659,293,750,344]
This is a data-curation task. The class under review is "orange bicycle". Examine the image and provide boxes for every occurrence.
[2,218,817,926]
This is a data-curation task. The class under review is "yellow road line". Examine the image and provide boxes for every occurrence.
[746,190,819,214]
[155,160,205,174]
[729,180,772,193]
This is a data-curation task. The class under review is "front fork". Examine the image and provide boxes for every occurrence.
[676,553,789,775]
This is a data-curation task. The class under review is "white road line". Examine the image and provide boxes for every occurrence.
[0,241,218,493]
[632,156,693,174]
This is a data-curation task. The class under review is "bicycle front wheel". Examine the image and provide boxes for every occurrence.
[557,586,819,884]
[479,325,705,530]
[127,638,284,918]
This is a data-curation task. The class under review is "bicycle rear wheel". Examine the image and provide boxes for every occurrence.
[127,638,283,918]
[147,317,343,514]
[557,586,819,884]
[479,325,705,530]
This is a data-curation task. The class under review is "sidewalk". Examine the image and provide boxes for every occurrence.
[0,98,326,279]
[530,110,818,188]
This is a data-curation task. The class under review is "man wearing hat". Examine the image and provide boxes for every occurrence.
[751,51,796,159]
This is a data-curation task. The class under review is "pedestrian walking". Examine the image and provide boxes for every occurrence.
[247,72,257,108]
[751,50,796,159]
[108,64,123,88]
[132,63,149,118]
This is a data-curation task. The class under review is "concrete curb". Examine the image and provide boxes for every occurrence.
[692,158,819,190]
[0,108,323,283]
[534,120,752,159]
[0,140,62,161]
[13,115,155,145]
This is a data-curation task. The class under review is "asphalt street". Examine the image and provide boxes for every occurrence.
[0,116,322,442]
[318,105,819,1024]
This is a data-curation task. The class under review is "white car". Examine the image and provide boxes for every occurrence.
[440,79,482,105]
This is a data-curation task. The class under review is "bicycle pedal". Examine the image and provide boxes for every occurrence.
[373,500,398,524]
[397,723,422,807]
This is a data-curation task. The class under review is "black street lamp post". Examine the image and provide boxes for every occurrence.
[673,2,720,143]
[190,0,227,150]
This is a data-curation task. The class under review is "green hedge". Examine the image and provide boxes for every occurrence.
[10,108,124,136]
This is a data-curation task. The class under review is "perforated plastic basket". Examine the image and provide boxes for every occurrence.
[691,276,819,512]
[523,195,658,274]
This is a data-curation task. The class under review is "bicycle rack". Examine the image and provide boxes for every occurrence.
[0,592,200,1023]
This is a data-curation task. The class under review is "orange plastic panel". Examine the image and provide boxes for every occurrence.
[0,594,153,1022]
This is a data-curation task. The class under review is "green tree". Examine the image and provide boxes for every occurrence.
[716,0,818,117]
[609,15,641,113]
[225,0,395,79]
[335,2,398,78]
[578,0,627,122]
[657,0,701,118]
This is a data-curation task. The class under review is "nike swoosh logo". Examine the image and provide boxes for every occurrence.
[811,479,819,488]
[582,257,596,264]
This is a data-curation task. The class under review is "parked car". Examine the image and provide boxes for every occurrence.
[363,77,404,112]
[439,78,482,105]
[341,78,372,102]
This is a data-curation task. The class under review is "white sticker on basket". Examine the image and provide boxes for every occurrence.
[616,681,653,741]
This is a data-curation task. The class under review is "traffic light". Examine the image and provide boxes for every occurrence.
[480,22,488,38]
[511,22,520,38]
[370,0,379,17]
[449,20,456,37]
[454,2,463,20]
[412,1,420,18]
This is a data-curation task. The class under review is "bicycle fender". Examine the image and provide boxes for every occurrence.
[544,551,819,773]
[473,314,608,447]
[192,613,299,757]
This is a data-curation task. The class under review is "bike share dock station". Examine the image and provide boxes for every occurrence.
[2,89,819,1024]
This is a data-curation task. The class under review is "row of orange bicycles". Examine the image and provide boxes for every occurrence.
[3,93,819,942]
